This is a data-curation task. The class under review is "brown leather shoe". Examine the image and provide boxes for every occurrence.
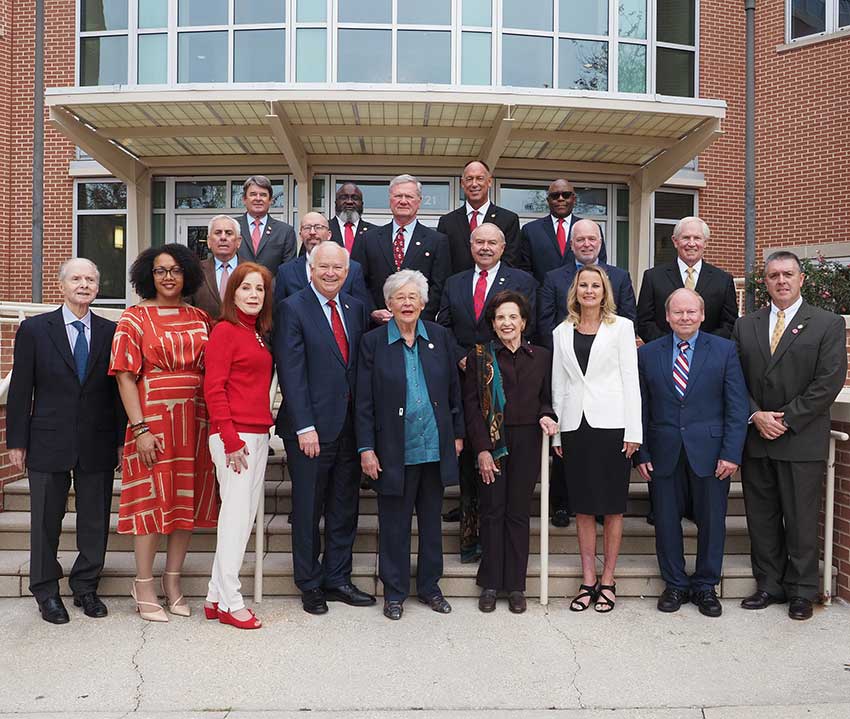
[508,591,526,614]
[478,589,497,613]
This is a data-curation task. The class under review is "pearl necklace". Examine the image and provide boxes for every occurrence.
[238,321,265,348]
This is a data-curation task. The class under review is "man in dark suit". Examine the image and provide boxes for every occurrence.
[436,223,538,561]
[637,289,748,617]
[274,211,371,310]
[329,182,375,255]
[518,178,607,284]
[734,251,847,621]
[188,215,241,320]
[236,175,297,274]
[437,160,520,272]
[6,259,125,624]
[352,174,451,323]
[275,242,375,615]
[636,216,738,342]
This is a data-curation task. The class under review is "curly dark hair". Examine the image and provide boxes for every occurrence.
[483,289,531,328]
[129,243,204,300]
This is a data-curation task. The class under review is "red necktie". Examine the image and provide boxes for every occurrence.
[344,222,355,253]
[556,218,567,256]
[473,270,488,320]
[328,300,349,364]
[393,226,405,270]
[251,219,262,254]
[469,210,479,231]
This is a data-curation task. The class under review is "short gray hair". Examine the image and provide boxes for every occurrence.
[59,257,99,283]
[664,287,705,312]
[389,174,422,197]
[242,175,273,197]
[207,214,241,236]
[383,269,429,306]
[471,223,505,244]
[672,216,710,241]
[308,241,350,269]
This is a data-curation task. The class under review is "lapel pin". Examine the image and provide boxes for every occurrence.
[428,343,434,349]
[344,304,350,309]
[499,277,505,283]
[416,241,421,246]
[425,251,430,257]
[797,324,804,329]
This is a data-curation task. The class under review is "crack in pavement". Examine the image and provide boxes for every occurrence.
[544,606,585,709]
[119,622,149,717]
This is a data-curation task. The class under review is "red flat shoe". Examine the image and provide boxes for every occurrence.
[203,602,219,620]
[218,608,262,630]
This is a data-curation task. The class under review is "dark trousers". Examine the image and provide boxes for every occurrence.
[477,424,539,592]
[377,462,444,602]
[28,469,113,602]
[548,454,571,514]
[284,416,360,592]
[741,455,824,601]
[458,447,479,551]
[650,450,729,593]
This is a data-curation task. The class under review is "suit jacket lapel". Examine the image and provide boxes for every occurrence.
[665,263,684,291]
[378,224,396,271]
[339,297,360,368]
[416,332,439,403]
[682,334,709,400]
[83,313,110,384]
[485,265,510,305]
[46,308,78,376]
[753,307,771,365]
[305,290,346,367]
[402,223,427,268]
[559,322,582,377]
[542,217,561,260]
[767,302,813,370]
[202,259,219,300]
[694,263,713,294]
[256,216,275,257]
[296,257,309,287]
[655,334,677,397]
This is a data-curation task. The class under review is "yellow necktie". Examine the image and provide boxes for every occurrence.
[685,267,695,290]
[770,310,785,354]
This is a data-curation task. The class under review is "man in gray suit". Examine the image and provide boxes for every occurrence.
[236,175,297,274]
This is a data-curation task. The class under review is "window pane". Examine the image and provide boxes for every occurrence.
[656,47,695,97]
[841,0,850,28]
[179,0,227,26]
[559,39,608,91]
[499,186,549,214]
[235,30,285,82]
[463,0,492,26]
[297,0,326,22]
[138,0,168,29]
[138,34,168,84]
[655,191,694,219]
[790,0,826,38]
[618,43,646,93]
[654,224,677,266]
[616,188,629,217]
[312,178,326,208]
[235,0,285,24]
[80,36,128,86]
[175,181,227,209]
[231,181,286,208]
[81,0,128,31]
[398,0,451,25]
[657,0,695,45]
[151,214,166,247]
[338,29,391,83]
[338,0,391,23]
[397,31,451,84]
[77,182,127,210]
[187,225,211,261]
[336,179,390,209]
[559,0,608,36]
[153,181,166,209]
[420,183,451,212]
[503,0,552,31]
[619,0,646,39]
[178,31,228,83]
[297,28,327,81]
[77,215,126,299]
[502,35,553,88]
[462,32,491,85]
[575,188,607,216]
[616,219,629,270]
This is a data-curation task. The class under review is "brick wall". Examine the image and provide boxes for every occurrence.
[0,320,25,509]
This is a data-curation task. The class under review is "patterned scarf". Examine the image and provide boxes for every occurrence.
[474,341,508,466]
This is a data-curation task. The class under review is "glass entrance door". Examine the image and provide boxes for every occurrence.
[176,214,219,260]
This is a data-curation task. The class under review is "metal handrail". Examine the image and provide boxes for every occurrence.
[539,431,550,605]
[823,429,848,605]
[253,370,280,603]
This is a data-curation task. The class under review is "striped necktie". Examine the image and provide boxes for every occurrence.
[673,340,690,398]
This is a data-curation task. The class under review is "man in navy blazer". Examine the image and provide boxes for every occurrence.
[518,178,607,284]
[6,259,125,623]
[352,174,450,322]
[274,212,372,310]
[637,289,748,617]
[275,242,375,615]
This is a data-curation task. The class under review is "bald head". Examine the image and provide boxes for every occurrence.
[571,219,603,265]
[300,211,331,254]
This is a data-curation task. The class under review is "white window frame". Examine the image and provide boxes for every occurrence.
[786,0,850,43]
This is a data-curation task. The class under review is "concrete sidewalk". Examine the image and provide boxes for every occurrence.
[2,596,849,717]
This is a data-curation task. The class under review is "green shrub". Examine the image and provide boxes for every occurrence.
[747,255,850,314]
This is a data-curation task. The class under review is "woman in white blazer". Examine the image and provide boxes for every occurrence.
[551,265,641,613]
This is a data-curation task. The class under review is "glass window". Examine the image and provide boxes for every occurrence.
[151,213,166,247]
[77,182,128,210]
[297,0,326,22]
[178,31,228,83]
[235,0,285,24]
[559,0,608,36]
[616,220,629,270]
[791,0,826,37]
[178,0,228,27]
[463,0,492,26]
[234,29,285,82]
[462,32,491,85]
[398,0,451,25]
[80,36,128,86]
[618,43,646,93]
[575,188,608,216]
[231,180,286,208]
[77,215,127,299]
[657,0,695,46]
[653,224,678,265]
[502,35,553,88]
[842,0,850,27]
[138,34,168,84]
[338,0,391,23]
[656,47,695,97]
[336,179,390,209]
[619,0,647,39]
[397,31,451,84]
[138,0,168,29]
[503,0,553,31]
[81,0,128,32]
[420,183,451,212]
[499,186,549,214]
[153,181,166,209]
[655,191,694,219]
[338,29,392,83]
[175,181,227,209]
[559,39,608,91]
[296,29,327,82]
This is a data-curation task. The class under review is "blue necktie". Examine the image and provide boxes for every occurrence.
[71,320,88,383]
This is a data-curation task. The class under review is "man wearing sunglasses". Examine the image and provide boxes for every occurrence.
[518,178,607,285]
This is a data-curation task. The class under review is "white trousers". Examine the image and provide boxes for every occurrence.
[207,432,268,612]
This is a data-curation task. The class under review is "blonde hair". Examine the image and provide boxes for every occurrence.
[565,265,617,326]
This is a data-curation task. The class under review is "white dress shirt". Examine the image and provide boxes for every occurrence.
[466,201,491,227]
[471,261,500,299]
[551,213,573,235]
[769,295,803,338]
[677,257,703,287]
[62,304,91,352]
[215,255,237,289]
[391,218,418,254]
[247,214,269,238]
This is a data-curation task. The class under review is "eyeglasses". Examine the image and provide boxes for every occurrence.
[152,266,184,278]
[301,224,330,232]
[548,191,574,200]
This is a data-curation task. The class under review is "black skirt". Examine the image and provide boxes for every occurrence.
[561,416,631,516]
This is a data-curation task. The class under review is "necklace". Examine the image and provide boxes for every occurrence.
[238,320,265,348]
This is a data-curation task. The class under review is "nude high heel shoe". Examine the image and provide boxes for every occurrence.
[131,578,168,623]
[161,571,191,617]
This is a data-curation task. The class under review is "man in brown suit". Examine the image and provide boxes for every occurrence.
[189,215,242,319]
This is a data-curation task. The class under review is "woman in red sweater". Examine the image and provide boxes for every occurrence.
[202,261,274,629]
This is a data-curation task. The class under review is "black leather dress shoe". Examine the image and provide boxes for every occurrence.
[508,591,527,614]
[788,596,813,621]
[551,509,571,528]
[38,596,70,624]
[657,587,689,613]
[460,543,482,564]
[740,589,787,610]
[383,600,404,620]
[693,589,722,618]
[419,593,452,614]
[301,588,328,615]
[645,512,655,526]
[442,506,461,523]
[73,592,108,618]
[323,582,376,606]
[478,588,497,613]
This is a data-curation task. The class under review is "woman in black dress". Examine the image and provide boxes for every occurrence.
[551,265,641,613]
